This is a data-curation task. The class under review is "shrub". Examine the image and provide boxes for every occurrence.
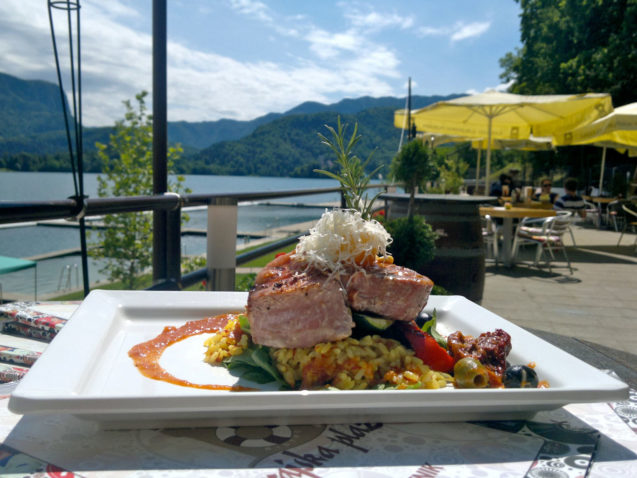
[384,216,437,273]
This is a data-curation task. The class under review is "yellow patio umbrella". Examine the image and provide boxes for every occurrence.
[470,137,554,152]
[417,132,476,148]
[394,91,612,193]
[553,102,637,191]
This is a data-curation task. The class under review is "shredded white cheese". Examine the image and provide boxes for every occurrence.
[295,209,392,272]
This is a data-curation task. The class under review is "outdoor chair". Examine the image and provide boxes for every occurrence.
[554,210,577,246]
[511,213,574,274]
[482,214,499,263]
[583,200,601,228]
[607,200,626,232]
[617,203,637,252]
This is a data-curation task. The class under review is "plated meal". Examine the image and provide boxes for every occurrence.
[129,209,543,392]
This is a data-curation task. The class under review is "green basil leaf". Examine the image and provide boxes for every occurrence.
[221,342,288,389]
[238,314,251,334]
[420,308,447,348]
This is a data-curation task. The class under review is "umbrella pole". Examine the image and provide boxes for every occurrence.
[475,148,481,195]
[486,116,493,195]
[598,146,607,194]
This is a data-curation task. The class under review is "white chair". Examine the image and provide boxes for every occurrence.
[583,200,601,227]
[511,213,574,274]
[617,203,637,252]
[482,214,499,263]
[555,210,577,246]
[607,200,626,232]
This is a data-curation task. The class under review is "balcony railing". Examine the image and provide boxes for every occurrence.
[1,185,392,295]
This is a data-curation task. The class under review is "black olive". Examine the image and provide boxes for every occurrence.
[503,365,539,388]
[415,311,431,328]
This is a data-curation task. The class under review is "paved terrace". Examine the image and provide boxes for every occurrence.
[481,221,637,387]
[482,222,636,353]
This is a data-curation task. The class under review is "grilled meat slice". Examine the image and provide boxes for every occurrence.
[247,253,353,348]
[345,263,433,321]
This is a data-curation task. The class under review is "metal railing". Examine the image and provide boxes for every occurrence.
[1,184,392,294]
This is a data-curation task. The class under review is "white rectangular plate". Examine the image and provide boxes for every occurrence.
[9,290,628,429]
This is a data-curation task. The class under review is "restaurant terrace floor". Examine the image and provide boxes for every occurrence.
[481,220,637,387]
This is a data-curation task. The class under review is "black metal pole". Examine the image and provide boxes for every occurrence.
[75,4,90,297]
[152,0,168,283]
[407,77,412,140]
[47,0,90,297]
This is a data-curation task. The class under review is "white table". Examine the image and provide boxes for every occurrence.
[480,206,557,267]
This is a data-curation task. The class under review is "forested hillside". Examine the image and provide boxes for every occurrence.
[185,108,403,177]
[0,72,68,137]
[0,71,459,176]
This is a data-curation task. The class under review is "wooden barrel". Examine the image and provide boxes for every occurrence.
[383,194,496,303]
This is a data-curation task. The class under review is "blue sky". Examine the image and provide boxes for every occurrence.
[0,0,522,126]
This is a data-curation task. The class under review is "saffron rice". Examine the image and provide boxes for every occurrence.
[204,316,451,390]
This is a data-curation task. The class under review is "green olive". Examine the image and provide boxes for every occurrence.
[453,357,489,388]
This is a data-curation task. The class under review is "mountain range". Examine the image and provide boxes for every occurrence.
[0,71,460,176]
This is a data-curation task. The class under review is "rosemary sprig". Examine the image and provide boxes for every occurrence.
[315,116,383,220]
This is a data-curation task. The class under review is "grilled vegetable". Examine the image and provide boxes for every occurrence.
[353,312,394,335]
[398,321,455,373]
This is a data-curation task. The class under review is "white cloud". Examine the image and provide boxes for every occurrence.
[228,0,272,23]
[494,79,514,92]
[305,28,362,59]
[465,79,514,95]
[419,21,491,42]
[450,21,490,42]
[346,11,413,31]
[0,0,403,126]
[419,26,448,37]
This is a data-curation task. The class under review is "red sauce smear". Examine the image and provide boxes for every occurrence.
[128,313,254,391]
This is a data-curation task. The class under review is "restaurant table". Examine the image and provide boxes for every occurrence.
[479,206,557,267]
[1,301,636,477]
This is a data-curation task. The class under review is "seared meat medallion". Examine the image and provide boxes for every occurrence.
[247,252,433,348]
[346,263,434,322]
[247,253,354,348]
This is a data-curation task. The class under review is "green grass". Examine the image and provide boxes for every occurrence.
[238,243,297,267]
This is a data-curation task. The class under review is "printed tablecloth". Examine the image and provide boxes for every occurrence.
[0,302,636,477]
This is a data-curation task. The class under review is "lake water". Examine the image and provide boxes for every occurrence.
[0,171,368,299]
[1,171,578,300]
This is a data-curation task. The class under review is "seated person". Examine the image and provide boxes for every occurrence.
[554,178,587,218]
[490,174,512,198]
[533,179,558,204]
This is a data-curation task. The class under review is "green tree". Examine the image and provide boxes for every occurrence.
[500,0,636,106]
[389,139,437,218]
[499,0,637,185]
[433,151,470,194]
[91,91,189,289]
